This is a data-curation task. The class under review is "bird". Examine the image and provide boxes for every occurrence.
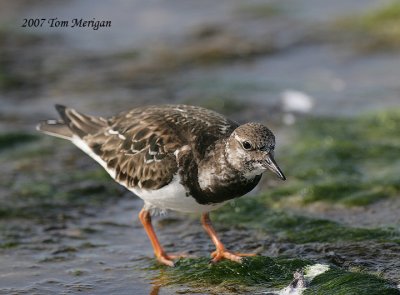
[37,104,286,266]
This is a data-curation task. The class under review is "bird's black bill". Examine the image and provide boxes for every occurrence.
[265,154,286,180]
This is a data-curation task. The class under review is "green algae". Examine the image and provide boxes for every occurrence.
[151,256,310,292]
[214,198,400,244]
[305,268,400,295]
[1,138,55,160]
[0,132,38,151]
[0,241,19,249]
[301,182,392,206]
[334,2,400,51]
[148,256,399,294]
[0,137,123,220]
[273,109,400,207]
[1,175,123,220]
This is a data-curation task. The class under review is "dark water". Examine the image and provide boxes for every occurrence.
[0,198,175,295]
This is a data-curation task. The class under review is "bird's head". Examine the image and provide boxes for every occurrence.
[225,123,286,180]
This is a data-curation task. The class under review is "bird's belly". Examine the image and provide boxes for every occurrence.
[128,175,227,213]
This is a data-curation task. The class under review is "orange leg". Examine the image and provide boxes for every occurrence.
[201,212,256,263]
[138,208,175,266]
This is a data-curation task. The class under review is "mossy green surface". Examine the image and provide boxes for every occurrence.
[305,268,400,295]
[215,198,400,244]
[335,2,400,51]
[0,132,38,150]
[150,256,310,292]
[0,241,19,249]
[148,257,400,294]
[0,172,122,220]
[272,110,400,206]
[0,136,123,221]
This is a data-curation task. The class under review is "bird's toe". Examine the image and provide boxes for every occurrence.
[210,250,257,263]
[156,254,175,267]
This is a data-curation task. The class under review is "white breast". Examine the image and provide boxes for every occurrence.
[130,174,227,213]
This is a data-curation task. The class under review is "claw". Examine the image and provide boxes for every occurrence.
[210,250,255,263]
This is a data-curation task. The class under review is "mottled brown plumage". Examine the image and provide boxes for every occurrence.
[37,103,286,266]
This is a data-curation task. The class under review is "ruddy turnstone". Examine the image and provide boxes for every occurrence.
[37,104,285,266]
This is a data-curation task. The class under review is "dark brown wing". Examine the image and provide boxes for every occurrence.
[111,104,238,159]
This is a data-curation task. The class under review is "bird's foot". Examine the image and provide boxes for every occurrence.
[156,252,190,267]
[210,250,256,263]
[156,253,175,267]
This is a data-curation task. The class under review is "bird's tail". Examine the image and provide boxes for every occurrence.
[36,104,107,140]
[36,119,73,140]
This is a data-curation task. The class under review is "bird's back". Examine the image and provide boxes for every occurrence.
[109,104,238,145]
[38,104,238,192]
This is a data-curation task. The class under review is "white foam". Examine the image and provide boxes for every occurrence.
[304,264,330,281]
[281,90,314,113]
[267,264,330,295]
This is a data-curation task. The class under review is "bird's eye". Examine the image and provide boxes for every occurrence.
[242,141,252,150]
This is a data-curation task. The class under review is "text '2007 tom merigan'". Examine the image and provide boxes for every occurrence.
[21,18,111,30]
